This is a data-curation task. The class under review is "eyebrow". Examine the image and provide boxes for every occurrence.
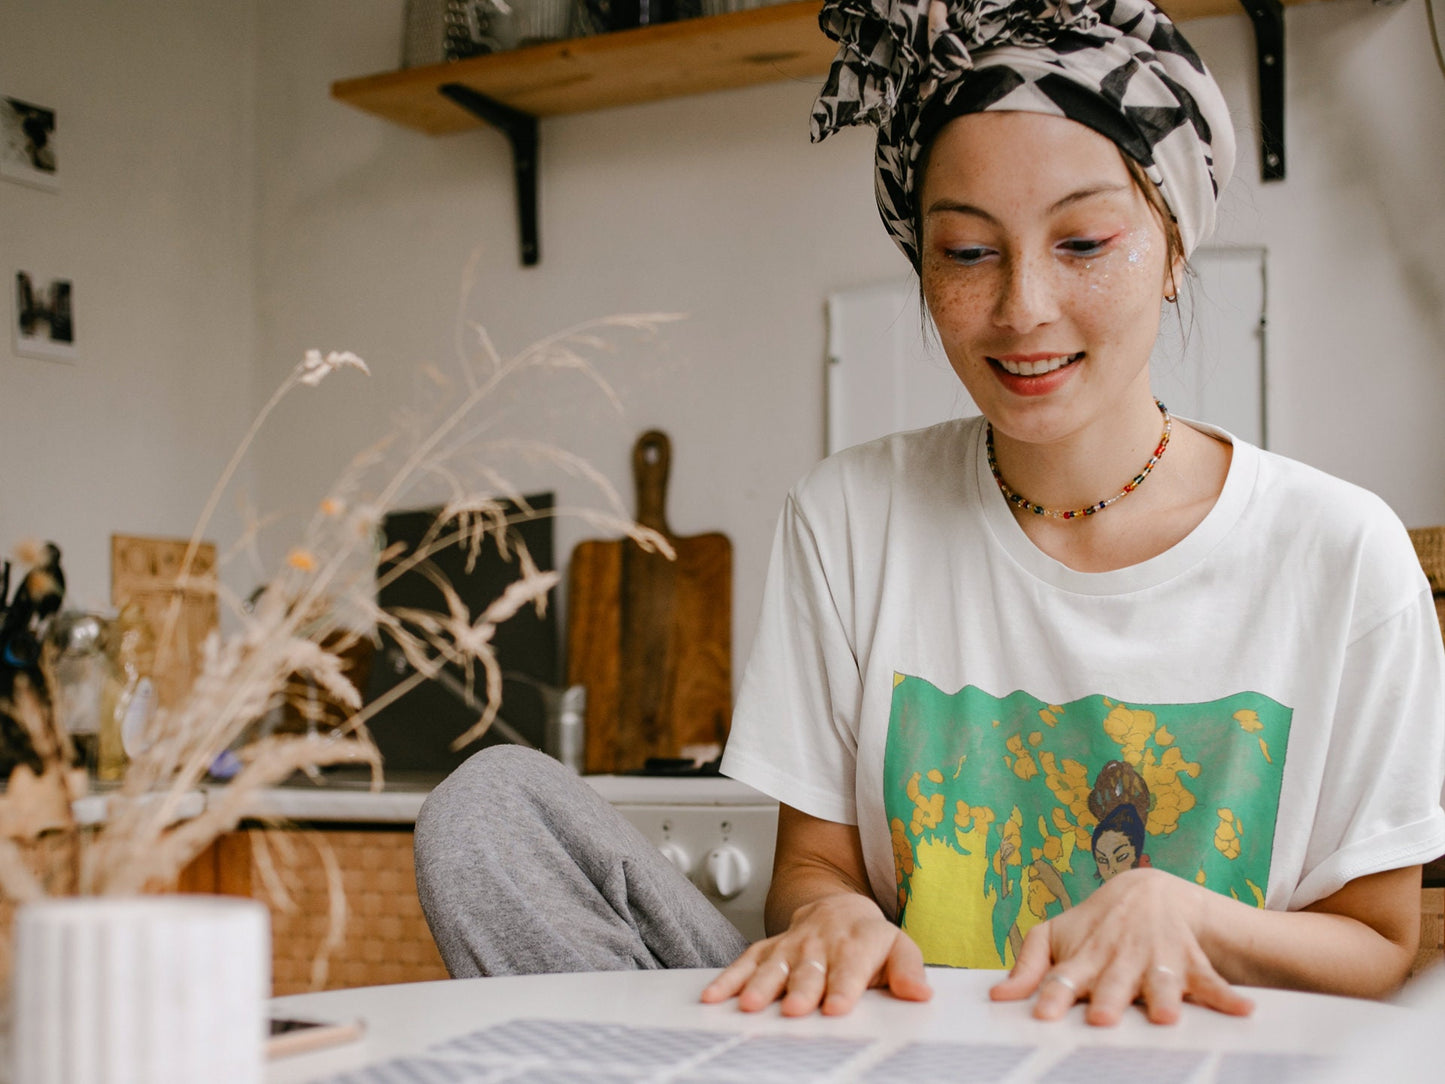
[925,183,1131,221]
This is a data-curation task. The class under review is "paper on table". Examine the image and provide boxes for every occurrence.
[305,1016,1351,1083]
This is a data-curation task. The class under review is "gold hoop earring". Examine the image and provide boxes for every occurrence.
[1164,293,1178,304]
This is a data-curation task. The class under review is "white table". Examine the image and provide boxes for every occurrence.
[265,965,1444,1083]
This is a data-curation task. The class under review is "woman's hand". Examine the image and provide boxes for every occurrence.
[700,891,932,1016]
[989,867,1255,1025]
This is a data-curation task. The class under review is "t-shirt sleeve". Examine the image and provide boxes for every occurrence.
[1288,585,1445,908]
[721,492,862,825]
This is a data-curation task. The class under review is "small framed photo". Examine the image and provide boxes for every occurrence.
[14,271,76,362]
[1,96,58,191]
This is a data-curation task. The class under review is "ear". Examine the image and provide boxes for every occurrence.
[1163,253,1184,303]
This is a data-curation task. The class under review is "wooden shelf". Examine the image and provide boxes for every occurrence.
[330,0,1309,134]
[331,0,1306,263]
[332,2,836,134]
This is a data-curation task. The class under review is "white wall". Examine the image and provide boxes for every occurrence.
[250,0,903,664]
[4,0,1444,675]
[252,0,1445,675]
[0,0,259,611]
[1193,1,1445,515]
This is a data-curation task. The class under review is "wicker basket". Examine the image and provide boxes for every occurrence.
[243,828,448,995]
[179,827,448,996]
[1408,526,1445,595]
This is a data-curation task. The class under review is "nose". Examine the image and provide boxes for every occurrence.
[993,254,1060,333]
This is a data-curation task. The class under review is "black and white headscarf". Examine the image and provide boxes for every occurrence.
[810,0,1236,268]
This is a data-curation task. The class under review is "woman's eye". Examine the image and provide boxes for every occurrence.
[943,246,994,266]
[1059,238,1108,258]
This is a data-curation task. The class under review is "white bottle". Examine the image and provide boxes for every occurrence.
[546,684,586,773]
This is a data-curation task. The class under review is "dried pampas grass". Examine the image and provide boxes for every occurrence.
[0,312,680,984]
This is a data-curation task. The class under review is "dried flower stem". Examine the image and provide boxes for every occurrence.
[1,311,682,995]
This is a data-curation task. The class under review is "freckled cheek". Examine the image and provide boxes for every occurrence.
[922,273,993,343]
[920,277,996,387]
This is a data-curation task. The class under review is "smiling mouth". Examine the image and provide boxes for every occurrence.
[989,352,1083,377]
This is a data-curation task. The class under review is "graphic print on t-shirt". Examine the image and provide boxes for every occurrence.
[883,677,1293,969]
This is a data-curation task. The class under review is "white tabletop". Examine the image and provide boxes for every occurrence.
[264,965,1444,1083]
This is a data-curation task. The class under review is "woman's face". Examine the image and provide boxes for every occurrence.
[918,111,1178,444]
[1093,829,1139,881]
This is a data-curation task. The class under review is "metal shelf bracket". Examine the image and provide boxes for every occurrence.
[1239,0,1286,181]
[439,83,541,266]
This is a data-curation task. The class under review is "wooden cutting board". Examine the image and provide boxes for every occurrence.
[111,534,219,712]
[566,430,732,773]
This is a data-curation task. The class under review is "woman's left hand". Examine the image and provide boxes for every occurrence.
[989,867,1255,1025]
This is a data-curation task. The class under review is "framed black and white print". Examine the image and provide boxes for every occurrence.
[1,95,58,191]
[14,271,76,362]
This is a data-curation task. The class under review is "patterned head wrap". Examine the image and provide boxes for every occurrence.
[810,0,1235,269]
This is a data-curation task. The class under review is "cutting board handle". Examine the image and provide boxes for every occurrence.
[633,429,672,537]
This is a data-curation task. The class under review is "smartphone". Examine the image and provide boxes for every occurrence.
[266,1015,366,1059]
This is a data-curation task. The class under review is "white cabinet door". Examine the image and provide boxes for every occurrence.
[1150,247,1268,447]
[825,277,977,456]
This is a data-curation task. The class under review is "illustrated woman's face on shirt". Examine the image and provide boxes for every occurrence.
[1093,828,1140,881]
[917,110,1178,446]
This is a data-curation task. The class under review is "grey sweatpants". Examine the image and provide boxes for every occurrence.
[414,745,752,977]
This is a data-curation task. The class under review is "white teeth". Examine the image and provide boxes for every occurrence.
[995,353,1078,376]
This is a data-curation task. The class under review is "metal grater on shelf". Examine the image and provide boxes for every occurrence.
[401,0,515,67]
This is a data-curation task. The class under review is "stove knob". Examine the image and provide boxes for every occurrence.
[703,845,751,901]
[657,841,691,876]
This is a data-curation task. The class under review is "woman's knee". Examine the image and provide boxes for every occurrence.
[415,745,575,864]
[438,744,563,802]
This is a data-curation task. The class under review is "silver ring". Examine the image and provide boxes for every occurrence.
[801,959,827,975]
[1043,972,1079,994]
[1151,964,1178,980]
[773,960,790,978]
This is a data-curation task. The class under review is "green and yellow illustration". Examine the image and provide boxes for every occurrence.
[883,677,1292,969]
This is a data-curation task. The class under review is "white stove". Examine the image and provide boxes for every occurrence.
[584,774,778,943]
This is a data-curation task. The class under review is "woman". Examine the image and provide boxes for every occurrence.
[415,0,1445,1029]
[700,0,1445,1026]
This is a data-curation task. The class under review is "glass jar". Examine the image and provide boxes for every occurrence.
[50,610,110,771]
[514,0,575,45]
[97,604,156,781]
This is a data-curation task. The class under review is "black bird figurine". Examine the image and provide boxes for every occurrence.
[0,542,67,776]
[0,542,65,669]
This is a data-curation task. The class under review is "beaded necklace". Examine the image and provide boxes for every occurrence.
[986,400,1172,520]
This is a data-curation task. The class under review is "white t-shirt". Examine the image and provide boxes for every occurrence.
[722,416,1445,969]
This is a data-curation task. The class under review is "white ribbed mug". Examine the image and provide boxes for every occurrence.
[11,895,270,1084]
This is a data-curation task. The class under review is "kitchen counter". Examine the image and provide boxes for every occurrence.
[44,770,440,829]
[46,766,775,829]
[71,786,207,827]
[224,768,445,825]
[222,767,772,826]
